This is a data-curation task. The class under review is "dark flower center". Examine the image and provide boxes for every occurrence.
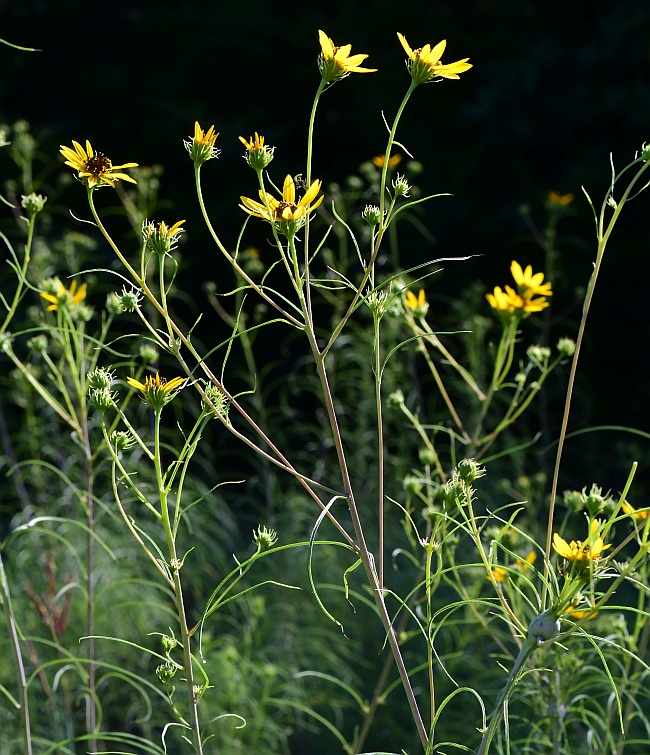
[275,201,295,217]
[85,152,112,177]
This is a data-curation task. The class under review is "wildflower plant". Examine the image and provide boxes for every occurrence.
[2,27,650,755]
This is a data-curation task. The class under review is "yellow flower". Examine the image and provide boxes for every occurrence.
[239,133,265,151]
[565,606,598,620]
[547,191,574,206]
[59,140,138,189]
[240,174,324,238]
[404,288,428,316]
[318,30,377,82]
[371,153,402,168]
[142,219,185,255]
[486,285,549,315]
[397,33,472,85]
[40,279,87,311]
[510,261,552,298]
[552,520,612,563]
[127,372,186,409]
[184,122,220,165]
[490,550,536,582]
[239,132,274,170]
[621,500,650,520]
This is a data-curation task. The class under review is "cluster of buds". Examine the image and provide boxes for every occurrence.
[87,367,118,413]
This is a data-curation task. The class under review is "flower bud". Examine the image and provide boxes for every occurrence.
[202,383,230,422]
[88,387,117,413]
[87,367,114,390]
[21,192,47,217]
[139,343,159,364]
[253,525,277,550]
[156,662,177,684]
[27,335,48,354]
[387,390,405,408]
[110,430,135,453]
[457,458,485,483]
[528,609,560,642]
[0,332,14,354]
[526,344,551,364]
[362,204,382,227]
[392,173,411,198]
[557,337,576,357]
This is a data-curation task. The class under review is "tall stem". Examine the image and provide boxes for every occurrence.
[542,158,650,607]
[155,411,204,754]
[0,551,33,754]
[304,325,429,751]
[374,319,385,590]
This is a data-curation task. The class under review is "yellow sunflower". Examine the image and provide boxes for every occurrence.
[318,30,377,82]
[240,174,324,238]
[60,140,137,188]
[397,33,471,84]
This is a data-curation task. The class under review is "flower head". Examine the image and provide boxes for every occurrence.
[371,153,402,168]
[397,33,472,85]
[405,288,429,317]
[239,132,275,170]
[318,30,377,82]
[486,261,552,321]
[21,193,47,217]
[510,261,552,298]
[486,285,549,316]
[60,140,138,189]
[491,551,536,582]
[184,122,220,165]
[142,219,185,255]
[547,191,574,206]
[127,372,186,409]
[621,500,650,521]
[240,174,324,238]
[40,279,87,312]
[553,519,612,564]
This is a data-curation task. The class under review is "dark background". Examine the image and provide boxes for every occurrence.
[2,0,650,490]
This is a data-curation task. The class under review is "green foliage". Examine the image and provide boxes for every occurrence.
[2,27,650,755]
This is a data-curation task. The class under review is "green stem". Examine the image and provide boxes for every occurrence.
[0,213,35,335]
[542,158,650,608]
[155,410,204,754]
[322,83,417,359]
[374,317,385,590]
[304,323,429,751]
[0,551,33,755]
[304,77,326,323]
[476,633,537,755]
[379,82,417,221]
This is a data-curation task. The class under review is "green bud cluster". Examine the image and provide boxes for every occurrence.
[21,192,47,217]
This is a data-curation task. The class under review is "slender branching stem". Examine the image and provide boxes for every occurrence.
[0,551,33,755]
